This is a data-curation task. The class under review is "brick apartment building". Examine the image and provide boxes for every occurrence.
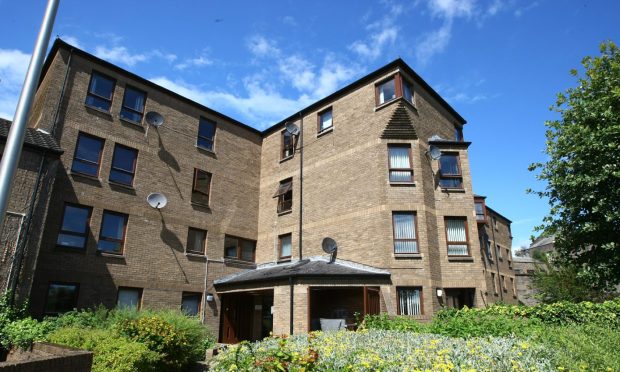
[2,39,516,343]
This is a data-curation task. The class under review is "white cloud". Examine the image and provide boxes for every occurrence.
[348,2,402,62]
[515,2,538,17]
[149,76,312,129]
[174,55,212,71]
[415,21,453,66]
[247,36,280,58]
[428,0,474,19]
[60,35,82,49]
[0,49,30,120]
[94,46,148,67]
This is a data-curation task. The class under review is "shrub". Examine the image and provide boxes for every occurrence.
[1,318,54,350]
[210,330,556,371]
[361,313,425,332]
[47,327,160,372]
[115,312,209,371]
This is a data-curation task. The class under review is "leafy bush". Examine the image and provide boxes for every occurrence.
[210,330,556,371]
[1,318,54,350]
[361,313,425,332]
[47,327,160,372]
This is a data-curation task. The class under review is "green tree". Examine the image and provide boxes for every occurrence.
[529,41,620,290]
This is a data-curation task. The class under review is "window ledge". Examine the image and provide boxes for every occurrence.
[374,97,399,112]
[97,251,125,259]
[279,155,293,163]
[70,171,102,183]
[191,201,211,209]
[401,97,418,111]
[278,257,292,263]
[223,258,256,266]
[54,245,86,253]
[441,187,466,193]
[390,182,416,187]
[317,127,333,138]
[108,181,135,190]
[120,117,145,128]
[185,252,206,259]
[394,253,422,259]
[84,104,112,116]
[196,145,216,156]
[277,210,292,216]
[447,256,474,262]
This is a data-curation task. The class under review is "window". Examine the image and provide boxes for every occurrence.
[393,212,418,254]
[507,248,512,267]
[98,211,128,254]
[403,80,413,104]
[56,204,91,249]
[397,288,422,315]
[181,292,202,316]
[85,71,115,111]
[192,169,212,206]
[71,132,104,177]
[475,202,486,221]
[186,227,207,255]
[120,86,146,123]
[279,233,292,259]
[439,153,463,189]
[44,283,78,315]
[281,130,295,159]
[493,216,499,231]
[273,178,293,214]
[511,277,516,296]
[388,145,413,183]
[117,287,142,309]
[445,217,469,256]
[491,273,497,294]
[480,233,492,260]
[109,144,138,186]
[497,244,503,259]
[501,275,507,291]
[197,117,216,151]
[377,78,396,105]
[455,126,464,142]
[318,108,333,133]
[224,235,256,262]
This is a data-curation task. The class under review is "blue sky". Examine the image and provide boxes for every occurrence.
[1,0,619,250]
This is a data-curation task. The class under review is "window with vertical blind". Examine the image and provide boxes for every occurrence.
[120,86,146,123]
[397,287,422,315]
[318,108,333,133]
[445,217,469,256]
[376,78,396,105]
[392,212,418,254]
[85,71,115,111]
[281,130,295,159]
[197,117,216,151]
[279,233,292,259]
[192,169,212,206]
[388,145,413,183]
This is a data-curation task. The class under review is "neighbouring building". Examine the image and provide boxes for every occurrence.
[0,118,63,301]
[3,39,517,343]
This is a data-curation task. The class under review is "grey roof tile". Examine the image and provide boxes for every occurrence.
[0,118,63,155]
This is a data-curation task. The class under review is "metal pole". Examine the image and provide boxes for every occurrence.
[0,0,59,234]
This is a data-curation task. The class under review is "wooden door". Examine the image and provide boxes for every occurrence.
[363,287,380,315]
[220,293,254,344]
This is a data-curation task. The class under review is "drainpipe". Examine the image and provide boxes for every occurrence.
[298,112,303,260]
[289,276,294,334]
[490,217,503,302]
[7,46,73,303]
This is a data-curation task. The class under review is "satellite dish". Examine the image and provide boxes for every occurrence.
[145,111,165,127]
[284,122,300,136]
[428,145,442,160]
[147,192,168,209]
[322,237,338,263]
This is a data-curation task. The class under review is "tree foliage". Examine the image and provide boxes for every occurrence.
[529,41,620,289]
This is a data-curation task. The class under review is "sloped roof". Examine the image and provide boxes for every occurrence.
[530,235,555,249]
[380,101,418,139]
[214,256,390,287]
[0,118,63,155]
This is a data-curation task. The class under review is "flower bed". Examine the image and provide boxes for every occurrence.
[210,330,555,371]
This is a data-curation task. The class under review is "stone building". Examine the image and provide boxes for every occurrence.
[0,118,63,302]
[5,39,516,343]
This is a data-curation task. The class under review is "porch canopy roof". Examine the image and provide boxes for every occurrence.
[214,256,390,288]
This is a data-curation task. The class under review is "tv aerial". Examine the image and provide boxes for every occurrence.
[144,111,165,138]
[147,192,168,209]
[322,237,338,263]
